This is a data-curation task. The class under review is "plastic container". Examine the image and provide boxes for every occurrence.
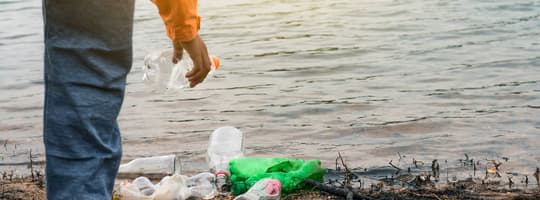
[132,176,156,196]
[142,49,220,92]
[119,180,154,200]
[188,172,217,199]
[207,126,245,192]
[118,154,181,177]
[153,174,192,200]
[233,178,282,200]
[118,173,217,200]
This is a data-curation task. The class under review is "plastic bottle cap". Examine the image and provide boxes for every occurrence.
[265,180,282,195]
[215,171,229,180]
[211,56,220,70]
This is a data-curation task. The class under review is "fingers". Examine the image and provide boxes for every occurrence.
[184,37,203,80]
[189,38,211,87]
[181,36,211,88]
[172,41,183,64]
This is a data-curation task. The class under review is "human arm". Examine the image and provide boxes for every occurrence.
[151,0,211,88]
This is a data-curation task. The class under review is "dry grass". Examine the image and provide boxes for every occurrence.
[0,176,45,200]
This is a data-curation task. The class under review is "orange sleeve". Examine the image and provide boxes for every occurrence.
[151,0,201,42]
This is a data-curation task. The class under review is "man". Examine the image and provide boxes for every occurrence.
[42,0,209,198]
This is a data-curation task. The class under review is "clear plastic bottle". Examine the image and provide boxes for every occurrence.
[153,174,191,200]
[119,179,154,200]
[142,49,220,92]
[233,178,282,200]
[206,126,245,192]
[132,176,156,196]
[118,154,182,177]
[119,173,216,200]
[187,172,217,199]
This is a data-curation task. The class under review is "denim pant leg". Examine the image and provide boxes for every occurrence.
[43,0,134,199]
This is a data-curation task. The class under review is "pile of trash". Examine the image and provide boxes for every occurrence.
[115,126,326,200]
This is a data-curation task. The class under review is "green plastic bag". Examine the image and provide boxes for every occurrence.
[229,157,326,195]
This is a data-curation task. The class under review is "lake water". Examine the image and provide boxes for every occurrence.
[1,0,540,177]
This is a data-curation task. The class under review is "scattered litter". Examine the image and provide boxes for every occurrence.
[234,178,281,200]
[118,154,181,178]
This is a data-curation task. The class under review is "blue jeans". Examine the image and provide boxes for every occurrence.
[43,0,134,199]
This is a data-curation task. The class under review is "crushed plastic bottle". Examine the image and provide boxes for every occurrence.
[132,176,156,196]
[118,154,182,177]
[233,178,282,200]
[153,174,192,200]
[119,179,154,200]
[187,172,217,199]
[207,126,245,192]
[118,172,217,200]
[142,49,220,92]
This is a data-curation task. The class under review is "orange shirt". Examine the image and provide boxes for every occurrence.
[151,0,200,42]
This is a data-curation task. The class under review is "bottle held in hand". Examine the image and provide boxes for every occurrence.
[142,49,220,92]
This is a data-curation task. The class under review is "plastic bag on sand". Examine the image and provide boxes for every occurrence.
[234,178,281,200]
[229,157,326,196]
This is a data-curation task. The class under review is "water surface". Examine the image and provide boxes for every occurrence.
[1,0,539,176]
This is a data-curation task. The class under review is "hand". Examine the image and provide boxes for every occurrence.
[172,35,211,88]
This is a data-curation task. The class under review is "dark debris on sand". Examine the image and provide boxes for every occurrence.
[306,153,540,200]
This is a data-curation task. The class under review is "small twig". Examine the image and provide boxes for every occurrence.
[338,152,352,187]
[389,160,402,174]
[485,159,502,170]
[8,170,13,182]
[335,157,341,171]
[493,160,502,170]
[460,154,474,166]
[338,152,351,173]
[534,167,539,189]
[413,158,424,168]
[29,149,34,180]
[445,160,449,183]
[432,159,440,179]
[473,161,477,177]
